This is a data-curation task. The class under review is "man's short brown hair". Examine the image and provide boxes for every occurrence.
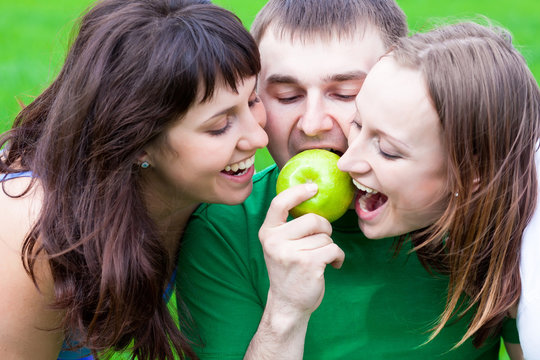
[251,0,407,47]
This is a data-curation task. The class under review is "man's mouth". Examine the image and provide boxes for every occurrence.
[298,147,344,156]
[221,155,255,176]
[322,148,344,156]
[352,179,388,213]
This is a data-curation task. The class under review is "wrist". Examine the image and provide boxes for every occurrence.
[261,292,311,339]
[244,293,311,360]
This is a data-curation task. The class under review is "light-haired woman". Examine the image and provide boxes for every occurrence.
[339,21,539,359]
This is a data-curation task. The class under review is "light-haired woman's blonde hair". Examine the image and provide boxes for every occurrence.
[393,21,540,348]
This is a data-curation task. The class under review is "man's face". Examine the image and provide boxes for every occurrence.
[258,25,386,168]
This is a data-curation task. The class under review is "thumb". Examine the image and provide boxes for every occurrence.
[263,183,318,227]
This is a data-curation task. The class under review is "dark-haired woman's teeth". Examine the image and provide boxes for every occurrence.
[224,155,255,174]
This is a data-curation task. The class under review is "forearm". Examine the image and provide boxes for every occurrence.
[244,299,310,360]
[245,186,345,359]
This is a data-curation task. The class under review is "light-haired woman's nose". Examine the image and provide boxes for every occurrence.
[338,136,371,175]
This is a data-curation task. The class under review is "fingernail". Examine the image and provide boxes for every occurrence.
[305,183,318,193]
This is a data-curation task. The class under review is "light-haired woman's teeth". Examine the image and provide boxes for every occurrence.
[224,155,255,172]
[352,179,378,194]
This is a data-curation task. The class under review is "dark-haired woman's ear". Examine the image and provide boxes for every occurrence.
[136,151,151,169]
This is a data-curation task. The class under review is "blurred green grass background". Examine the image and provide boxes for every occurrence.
[0,1,536,358]
[1,0,539,171]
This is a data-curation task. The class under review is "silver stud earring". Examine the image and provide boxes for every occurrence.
[140,161,150,169]
[454,192,459,197]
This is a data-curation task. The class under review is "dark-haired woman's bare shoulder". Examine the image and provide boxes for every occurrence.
[0,175,43,247]
[0,178,64,359]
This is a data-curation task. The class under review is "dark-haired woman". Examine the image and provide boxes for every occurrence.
[0,0,267,359]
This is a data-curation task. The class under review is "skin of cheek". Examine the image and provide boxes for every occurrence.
[260,96,298,168]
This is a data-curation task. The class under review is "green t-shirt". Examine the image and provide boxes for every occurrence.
[177,164,500,359]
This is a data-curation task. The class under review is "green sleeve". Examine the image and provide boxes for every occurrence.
[501,317,520,344]
[176,207,266,359]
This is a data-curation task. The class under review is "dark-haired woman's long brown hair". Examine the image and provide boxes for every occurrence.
[0,0,260,358]
[393,22,540,348]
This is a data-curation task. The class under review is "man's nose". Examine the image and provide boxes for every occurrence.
[296,94,333,136]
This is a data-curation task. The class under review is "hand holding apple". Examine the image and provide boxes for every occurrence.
[276,149,355,223]
[259,181,345,325]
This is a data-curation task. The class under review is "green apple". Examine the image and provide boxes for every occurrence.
[276,149,355,223]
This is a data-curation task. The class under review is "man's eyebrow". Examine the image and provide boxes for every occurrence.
[265,71,367,86]
[325,71,367,82]
[265,74,299,85]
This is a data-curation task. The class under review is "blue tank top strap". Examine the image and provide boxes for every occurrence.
[0,171,33,182]
[57,345,94,360]
[164,267,177,301]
